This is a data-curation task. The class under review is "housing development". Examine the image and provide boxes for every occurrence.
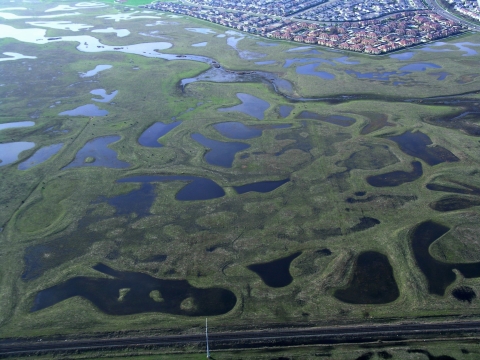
[144,0,478,53]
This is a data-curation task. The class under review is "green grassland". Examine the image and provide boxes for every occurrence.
[1,0,480,347]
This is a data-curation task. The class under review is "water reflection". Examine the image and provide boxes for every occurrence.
[191,133,250,167]
[18,143,63,170]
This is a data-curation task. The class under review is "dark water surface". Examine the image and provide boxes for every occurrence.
[367,161,423,187]
[279,105,293,118]
[191,133,250,167]
[218,93,270,120]
[334,251,399,304]
[233,178,289,194]
[63,136,130,169]
[430,196,480,212]
[411,221,480,295]
[297,111,356,127]
[118,175,225,201]
[32,263,236,316]
[388,131,459,166]
[452,286,476,303]
[138,121,181,147]
[18,143,63,170]
[59,104,108,117]
[213,122,290,139]
[248,252,301,288]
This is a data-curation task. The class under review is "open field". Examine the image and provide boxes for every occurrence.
[1,0,480,355]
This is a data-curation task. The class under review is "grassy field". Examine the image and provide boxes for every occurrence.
[1,0,480,349]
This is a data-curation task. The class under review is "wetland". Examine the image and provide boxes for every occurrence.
[2,0,480,345]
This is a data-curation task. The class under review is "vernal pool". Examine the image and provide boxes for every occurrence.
[79,64,112,77]
[59,104,108,116]
[0,121,34,131]
[0,52,36,62]
[90,89,118,103]
[0,142,35,167]
[18,143,63,170]
[218,93,270,120]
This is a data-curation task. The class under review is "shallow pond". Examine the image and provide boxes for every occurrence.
[0,52,36,62]
[0,142,35,167]
[59,104,108,117]
[18,143,63,170]
[26,21,93,32]
[118,175,225,201]
[138,121,181,147]
[296,63,335,80]
[0,121,34,131]
[256,41,278,47]
[90,89,118,103]
[218,93,270,120]
[430,196,480,212]
[297,111,355,127]
[398,63,441,72]
[255,60,276,65]
[452,286,476,303]
[191,133,250,167]
[248,252,301,288]
[411,221,480,296]
[334,56,360,65]
[191,42,207,47]
[233,178,289,194]
[79,64,112,77]
[389,52,414,60]
[185,27,216,34]
[345,69,409,81]
[279,105,293,118]
[31,263,236,316]
[367,161,422,187]
[283,57,335,68]
[213,122,290,140]
[63,135,129,169]
[388,131,459,166]
[91,27,130,37]
[334,251,399,304]
[97,183,156,217]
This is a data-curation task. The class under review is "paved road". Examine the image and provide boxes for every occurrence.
[1,320,480,357]
[424,0,480,31]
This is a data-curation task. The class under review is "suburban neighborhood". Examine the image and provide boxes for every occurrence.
[144,0,467,54]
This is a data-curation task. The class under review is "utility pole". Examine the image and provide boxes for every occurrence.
[206,318,210,359]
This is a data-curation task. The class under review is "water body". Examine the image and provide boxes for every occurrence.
[63,136,129,169]
[389,52,415,60]
[257,41,278,47]
[411,221,480,296]
[388,131,459,166]
[31,263,236,316]
[191,133,250,167]
[233,178,289,194]
[430,196,480,212]
[192,42,207,47]
[91,27,130,38]
[283,57,335,68]
[0,121,34,131]
[79,64,112,77]
[334,251,399,304]
[279,105,293,118]
[398,63,441,72]
[297,111,356,127]
[185,27,216,34]
[118,175,224,201]
[18,143,63,170]
[138,121,181,147]
[286,46,313,52]
[248,252,301,288]
[213,122,290,140]
[218,93,270,120]
[366,161,423,187]
[346,69,409,81]
[452,286,476,303]
[255,60,276,65]
[0,52,36,62]
[420,41,480,56]
[59,104,108,117]
[334,56,360,65]
[26,21,93,32]
[98,183,156,217]
[0,142,35,167]
[296,63,335,80]
[432,72,449,81]
[90,89,118,103]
